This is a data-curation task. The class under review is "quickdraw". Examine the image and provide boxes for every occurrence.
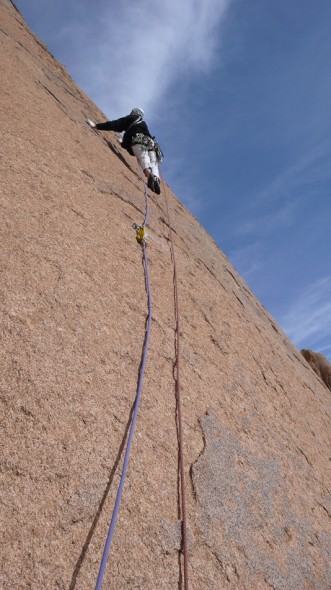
[154,140,164,163]
[133,223,146,245]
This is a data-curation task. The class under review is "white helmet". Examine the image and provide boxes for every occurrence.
[130,107,144,118]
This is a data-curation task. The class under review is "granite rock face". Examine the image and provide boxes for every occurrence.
[1,2,330,589]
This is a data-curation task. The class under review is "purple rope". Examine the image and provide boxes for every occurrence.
[95,183,152,590]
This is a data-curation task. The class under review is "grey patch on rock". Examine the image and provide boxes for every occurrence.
[158,520,194,555]
[191,410,331,590]
[158,520,182,554]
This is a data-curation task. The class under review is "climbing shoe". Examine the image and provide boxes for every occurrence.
[153,176,161,195]
[147,175,155,192]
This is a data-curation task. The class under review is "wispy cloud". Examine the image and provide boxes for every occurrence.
[228,241,264,279]
[317,343,331,359]
[58,0,232,119]
[232,144,331,240]
[234,200,298,238]
[253,144,331,206]
[280,276,331,357]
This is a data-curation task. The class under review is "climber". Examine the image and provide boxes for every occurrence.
[86,108,161,195]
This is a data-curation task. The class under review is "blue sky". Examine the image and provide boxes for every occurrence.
[13,0,331,361]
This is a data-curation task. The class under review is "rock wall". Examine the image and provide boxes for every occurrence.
[1,2,330,589]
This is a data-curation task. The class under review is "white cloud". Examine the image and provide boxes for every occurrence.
[234,200,298,238]
[229,241,264,279]
[232,144,331,239]
[58,0,232,119]
[280,276,331,353]
[253,145,330,206]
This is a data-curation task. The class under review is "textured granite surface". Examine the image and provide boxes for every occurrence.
[1,2,330,588]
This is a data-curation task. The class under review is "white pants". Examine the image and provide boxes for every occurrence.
[131,143,159,179]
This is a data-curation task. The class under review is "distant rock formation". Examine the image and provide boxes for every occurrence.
[301,349,331,391]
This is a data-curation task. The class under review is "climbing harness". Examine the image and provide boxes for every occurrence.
[131,132,155,151]
[94,182,151,590]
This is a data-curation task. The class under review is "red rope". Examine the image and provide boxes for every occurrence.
[161,176,189,590]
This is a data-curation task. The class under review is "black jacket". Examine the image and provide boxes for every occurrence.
[95,114,152,151]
